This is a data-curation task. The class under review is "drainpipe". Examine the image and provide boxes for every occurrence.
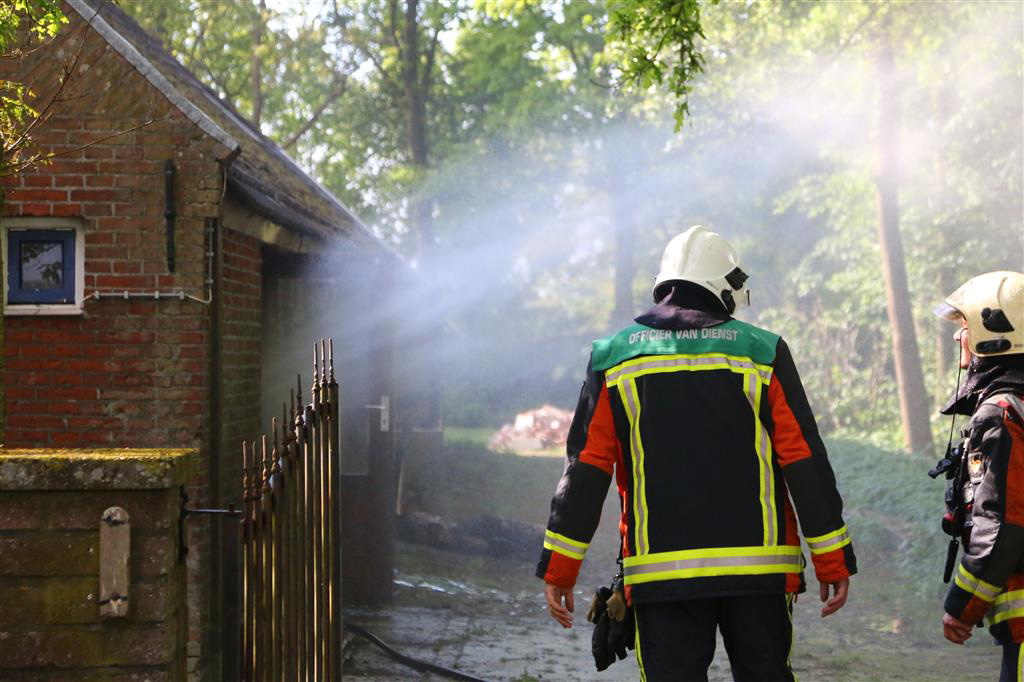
[164,160,176,273]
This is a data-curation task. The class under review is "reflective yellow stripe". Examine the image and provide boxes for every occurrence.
[805,526,848,543]
[786,589,794,679]
[745,372,776,545]
[611,354,777,552]
[955,563,1001,602]
[805,525,852,555]
[543,530,588,560]
[619,378,650,555]
[991,589,1024,625]
[635,608,646,682]
[996,589,1024,605]
[626,544,803,565]
[623,545,802,585]
[606,353,773,388]
[992,606,1024,626]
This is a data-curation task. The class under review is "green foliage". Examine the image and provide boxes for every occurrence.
[0,0,64,48]
[0,0,67,180]
[607,0,713,129]
[826,437,952,631]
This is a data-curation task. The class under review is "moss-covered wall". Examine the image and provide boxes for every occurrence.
[0,448,196,681]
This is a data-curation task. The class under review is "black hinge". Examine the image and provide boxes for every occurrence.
[178,487,242,562]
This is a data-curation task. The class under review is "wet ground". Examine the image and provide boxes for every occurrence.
[347,442,1001,681]
[342,540,1000,681]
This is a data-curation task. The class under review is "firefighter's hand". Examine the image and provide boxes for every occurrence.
[545,582,574,629]
[943,612,973,645]
[819,578,849,617]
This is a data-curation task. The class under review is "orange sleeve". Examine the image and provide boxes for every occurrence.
[579,383,620,475]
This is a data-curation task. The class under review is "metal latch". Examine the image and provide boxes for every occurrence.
[364,395,390,432]
[100,507,130,618]
[178,488,242,562]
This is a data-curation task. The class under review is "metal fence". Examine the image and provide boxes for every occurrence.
[241,339,343,681]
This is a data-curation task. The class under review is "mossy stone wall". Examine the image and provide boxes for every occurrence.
[0,449,196,681]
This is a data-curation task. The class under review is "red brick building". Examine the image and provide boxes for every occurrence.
[1,1,398,678]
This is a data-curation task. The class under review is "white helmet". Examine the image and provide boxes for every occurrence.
[653,226,750,313]
[934,271,1024,357]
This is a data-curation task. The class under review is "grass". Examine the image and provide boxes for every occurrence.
[443,427,496,449]
[403,433,564,525]
[825,437,952,634]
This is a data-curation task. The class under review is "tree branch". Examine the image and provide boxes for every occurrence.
[420,24,441,90]
[199,61,237,103]
[823,1,884,68]
[388,0,405,62]
[250,0,268,130]
[9,16,90,155]
[186,10,208,64]
[281,76,348,150]
[8,116,170,176]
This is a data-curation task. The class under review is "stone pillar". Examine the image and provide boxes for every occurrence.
[0,448,197,681]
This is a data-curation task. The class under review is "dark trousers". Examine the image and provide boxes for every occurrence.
[1001,642,1021,682]
[634,594,796,682]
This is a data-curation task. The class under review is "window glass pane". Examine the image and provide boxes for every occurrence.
[20,240,64,290]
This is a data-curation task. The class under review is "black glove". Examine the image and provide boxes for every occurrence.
[588,586,635,672]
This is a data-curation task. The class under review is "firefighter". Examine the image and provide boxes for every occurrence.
[537,226,857,681]
[934,271,1024,681]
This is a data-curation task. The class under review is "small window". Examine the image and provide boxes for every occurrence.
[3,219,84,315]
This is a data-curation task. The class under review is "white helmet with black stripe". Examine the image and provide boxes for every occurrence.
[934,271,1024,357]
[653,225,750,313]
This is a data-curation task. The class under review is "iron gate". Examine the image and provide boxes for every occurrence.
[240,339,343,681]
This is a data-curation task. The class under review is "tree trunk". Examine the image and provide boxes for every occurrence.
[607,167,634,329]
[400,0,439,427]
[875,30,934,456]
[934,240,954,409]
[603,127,636,331]
[610,200,635,329]
[400,0,434,260]
[250,0,267,131]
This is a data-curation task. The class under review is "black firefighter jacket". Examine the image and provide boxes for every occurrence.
[943,358,1024,644]
[536,307,858,606]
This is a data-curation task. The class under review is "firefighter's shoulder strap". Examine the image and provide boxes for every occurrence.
[979,390,1024,424]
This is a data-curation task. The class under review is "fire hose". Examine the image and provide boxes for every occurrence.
[345,621,491,682]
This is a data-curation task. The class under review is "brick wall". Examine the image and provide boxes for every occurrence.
[218,227,262,506]
[1,43,221,450]
[0,449,196,681]
[0,12,236,681]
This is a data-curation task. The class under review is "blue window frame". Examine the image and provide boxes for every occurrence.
[7,229,76,305]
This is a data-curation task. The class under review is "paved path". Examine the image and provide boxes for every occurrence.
[342,542,999,681]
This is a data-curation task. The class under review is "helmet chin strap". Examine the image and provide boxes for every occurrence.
[720,289,737,315]
[944,361,965,453]
[721,267,749,314]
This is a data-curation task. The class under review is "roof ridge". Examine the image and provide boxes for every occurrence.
[65,0,240,157]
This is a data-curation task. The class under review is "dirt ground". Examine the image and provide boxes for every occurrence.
[343,541,1000,682]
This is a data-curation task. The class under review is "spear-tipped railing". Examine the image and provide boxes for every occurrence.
[240,339,343,681]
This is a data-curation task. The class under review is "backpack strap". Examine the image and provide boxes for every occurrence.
[981,390,1024,425]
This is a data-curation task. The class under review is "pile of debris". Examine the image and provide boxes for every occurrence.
[397,512,543,562]
[487,404,572,453]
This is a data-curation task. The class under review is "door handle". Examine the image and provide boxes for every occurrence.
[364,395,390,432]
